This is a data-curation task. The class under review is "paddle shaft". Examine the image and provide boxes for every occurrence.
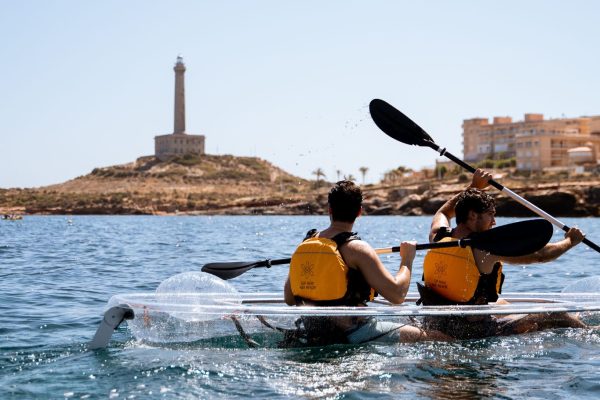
[377,239,481,253]
[244,240,478,268]
[202,218,552,280]
[428,142,600,253]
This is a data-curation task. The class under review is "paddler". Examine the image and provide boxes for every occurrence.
[420,169,586,339]
[283,180,450,346]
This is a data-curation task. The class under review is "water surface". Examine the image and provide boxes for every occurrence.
[1,216,599,398]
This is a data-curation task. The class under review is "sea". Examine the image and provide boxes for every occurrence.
[1,215,600,399]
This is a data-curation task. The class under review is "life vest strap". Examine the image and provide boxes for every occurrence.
[303,229,361,247]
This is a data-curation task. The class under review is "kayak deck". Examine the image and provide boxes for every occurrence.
[87,291,600,348]
[107,291,600,318]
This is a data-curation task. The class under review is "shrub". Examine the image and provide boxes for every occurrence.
[174,154,202,166]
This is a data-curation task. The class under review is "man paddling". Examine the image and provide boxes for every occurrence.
[283,180,449,345]
[420,169,586,339]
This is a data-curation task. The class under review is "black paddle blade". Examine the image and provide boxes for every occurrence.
[202,261,265,280]
[468,219,553,257]
[201,257,292,280]
[369,99,435,147]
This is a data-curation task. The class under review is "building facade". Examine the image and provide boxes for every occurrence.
[154,56,205,161]
[463,113,600,171]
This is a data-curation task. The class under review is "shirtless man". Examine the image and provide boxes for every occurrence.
[283,180,449,345]
[420,169,586,339]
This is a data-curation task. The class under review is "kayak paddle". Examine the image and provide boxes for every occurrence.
[369,98,600,254]
[201,219,553,280]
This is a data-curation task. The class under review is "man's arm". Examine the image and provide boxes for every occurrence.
[429,169,493,242]
[344,240,416,304]
[500,227,585,264]
[283,276,295,305]
[429,195,458,242]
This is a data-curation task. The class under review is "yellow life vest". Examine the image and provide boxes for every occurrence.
[422,237,503,304]
[289,232,374,305]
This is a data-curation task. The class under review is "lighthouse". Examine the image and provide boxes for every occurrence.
[173,55,186,134]
[154,56,205,161]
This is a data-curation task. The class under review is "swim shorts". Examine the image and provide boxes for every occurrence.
[345,318,406,344]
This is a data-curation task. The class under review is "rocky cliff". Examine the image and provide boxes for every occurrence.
[358,179,600,218]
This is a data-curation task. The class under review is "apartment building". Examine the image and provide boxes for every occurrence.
[463,114,600,171]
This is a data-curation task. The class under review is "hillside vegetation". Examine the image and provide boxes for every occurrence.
[0,155,318,215]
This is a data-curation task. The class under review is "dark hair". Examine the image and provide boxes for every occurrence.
[455,188,495,224]
[328,180,363,223]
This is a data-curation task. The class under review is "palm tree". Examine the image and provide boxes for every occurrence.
[336,169,342,181]
[359,166,369,185]
[312,168,326,188]
[344,174,356,182]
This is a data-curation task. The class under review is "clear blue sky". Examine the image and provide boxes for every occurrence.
[2,1,599,188]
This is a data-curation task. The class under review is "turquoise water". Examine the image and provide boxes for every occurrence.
[1,215,600,399]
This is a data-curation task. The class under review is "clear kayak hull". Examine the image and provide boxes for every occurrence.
[101,292,600,345]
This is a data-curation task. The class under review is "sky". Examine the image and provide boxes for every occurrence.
[2,0,600,188]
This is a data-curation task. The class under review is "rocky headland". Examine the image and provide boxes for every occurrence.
[1,155,599,217]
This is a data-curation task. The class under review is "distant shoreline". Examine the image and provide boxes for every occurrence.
[2,155,599,218]
[3,179,599,218]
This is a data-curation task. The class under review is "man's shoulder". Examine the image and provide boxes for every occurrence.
[339,239,377,270]
[342,239,374,256]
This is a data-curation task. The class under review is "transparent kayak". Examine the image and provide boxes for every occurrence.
[92,291,600,346]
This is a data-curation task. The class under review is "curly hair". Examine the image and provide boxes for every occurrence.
[328,180,363,223]
[455,188,495,224]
